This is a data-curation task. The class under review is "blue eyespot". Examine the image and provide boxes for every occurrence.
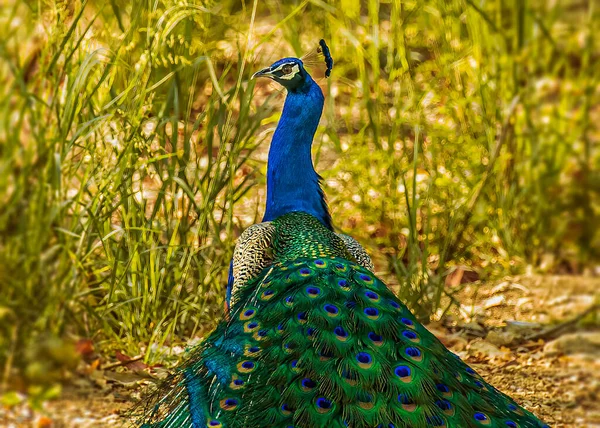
[401,317,413,326]
[302,378,316,388]
[405,347,421,358]
[364,307,379,317]
[394,365,411,378]
[389,301,400,309]
[324,304,339,314]
[233,379,244,386]
[365,291,379,300]
[474,412,488,421]
[244,309,254,317]
[403,330,417,340]
[505,422,517,428]
[338,279,348,287]
[316,397,332,409]
[248,346,259,353]
[435,400,451,411]
[466,367,476,374]
[368,332,382,342]
[297,311,308,321]
[241,361,254,370]
[334,326,348,337]
[307,286,320,295]
[356,352,372,364]
[436,384,449,393]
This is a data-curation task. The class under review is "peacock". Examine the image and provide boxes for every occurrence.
[139,40,548,428]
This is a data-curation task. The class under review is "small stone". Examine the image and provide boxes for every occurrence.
[543,332,600,357]
[486,330,516,347]
[483,295,506,309]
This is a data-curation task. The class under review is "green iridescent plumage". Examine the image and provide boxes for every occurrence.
[139,212,547,428]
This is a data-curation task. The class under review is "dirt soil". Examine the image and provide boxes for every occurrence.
[2,275,598,428]
[445,275,600,427]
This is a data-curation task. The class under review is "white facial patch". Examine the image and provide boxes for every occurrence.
[272,63,300,80]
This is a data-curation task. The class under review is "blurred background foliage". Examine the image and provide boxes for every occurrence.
[0,0,598,386]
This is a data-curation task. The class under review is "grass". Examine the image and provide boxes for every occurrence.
[0,0,598,388]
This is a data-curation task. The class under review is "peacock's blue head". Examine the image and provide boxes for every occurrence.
[252,40,333,92]
[252,57,309,92]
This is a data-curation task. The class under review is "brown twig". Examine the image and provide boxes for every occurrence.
[101,355,145,371]
[525,303,599,342]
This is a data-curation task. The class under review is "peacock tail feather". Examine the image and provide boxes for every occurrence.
[139,213,547,428]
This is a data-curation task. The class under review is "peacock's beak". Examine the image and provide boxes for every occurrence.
[252,67,274,79]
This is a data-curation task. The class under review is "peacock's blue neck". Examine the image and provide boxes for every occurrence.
[262,75,332,229]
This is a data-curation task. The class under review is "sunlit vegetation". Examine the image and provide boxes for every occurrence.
[0,0,598,386]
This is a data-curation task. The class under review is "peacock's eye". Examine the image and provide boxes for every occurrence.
[282,64,293,75]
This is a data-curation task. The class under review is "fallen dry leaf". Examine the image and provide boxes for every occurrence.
[76,339,94,358]
[36,416,53,428]
[486,330,517,347]
[445,266,480,287]
[115,351,148,372]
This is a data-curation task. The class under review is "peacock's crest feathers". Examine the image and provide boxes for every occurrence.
[140,256,547,428]
[301,39,334,78]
